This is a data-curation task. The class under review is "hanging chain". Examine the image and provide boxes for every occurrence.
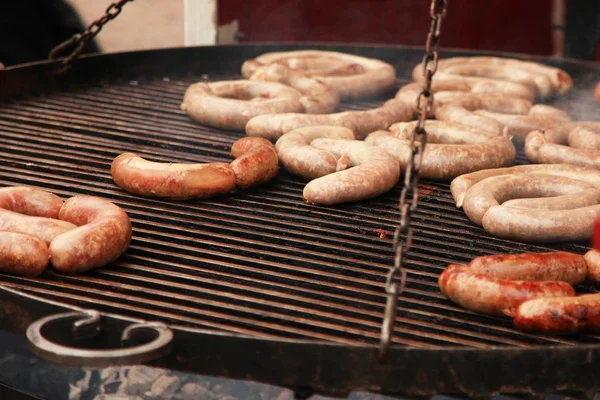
[378,0,447,362]
[49,0,135,74]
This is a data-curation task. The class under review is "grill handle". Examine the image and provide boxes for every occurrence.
[25,309,173,367]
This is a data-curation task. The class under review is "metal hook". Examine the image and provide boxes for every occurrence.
[26,310,173,367]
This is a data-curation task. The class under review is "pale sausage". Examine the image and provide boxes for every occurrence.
[303,139,400,205]
[275,126,355,180]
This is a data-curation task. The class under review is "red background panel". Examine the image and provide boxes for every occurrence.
[218,0,553,56]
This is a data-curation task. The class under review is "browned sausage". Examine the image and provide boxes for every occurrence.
[246,61,340,114]
[469,252,588,285]
[364,121,516,180]
[242,50,397,99]
[180,80,305,131]
[275,126,355,180]
[0,187,76,244]
[49,196,132,274]
[303,139,400,205]
[438,264,575,316]
[512,294,600,334]
[230,137,279,189]
[111,152,237,200]
[584,249,600,284]
[245,98,413,140]
[450,164,600,208]
[0,232,49,276]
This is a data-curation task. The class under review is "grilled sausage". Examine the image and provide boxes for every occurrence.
[450,164,600,208]
[246,61,340,114]
[525,130,600,169]
[434,94,532,135]
[568,127,600,151]
[469,252,588,285]
[0,187,76,244]
[512,294,600,334]
[584,249,600,285]
[528,104,572,122]
[303,139,400,205]
[275,126,355,180]
[245,98,413,140]
[473,111,570,139]
[438,264,575,316]
[230,137,279,189]
[461,173,600,225]
[180,80,305,131]
[49,196,132,274]
[111,152,237,200]
[0,232,49,276]
[364,121,516,180]
[414,56,573,97]
[242,50,397,99]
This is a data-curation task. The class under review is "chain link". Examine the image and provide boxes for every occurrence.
[379,0,447,362]
[49,0,135,74]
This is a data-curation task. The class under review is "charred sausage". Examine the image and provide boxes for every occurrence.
[438,264,575,316]
[230,137,279,189]
[111,152,237,200]
[0,186,76,244]
[49,196,132,274]
[0,232,49,276]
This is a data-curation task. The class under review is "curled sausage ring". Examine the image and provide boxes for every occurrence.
[242,50,397,99]
[180,80,306,131]
[364,120,516,180]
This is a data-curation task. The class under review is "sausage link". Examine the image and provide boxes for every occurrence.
[364,121,515,180]
[568,127,600,150]
[434,95,532,135]
[528,104,572,122]
[584,249,600,285]
[230,137,279,189]
[512,294,600,334]
[245,98,413,140]
[303,139,400,205]
[438,264,575,316]
[469,252,587,285]
[0,186,76,244]
[242,50,397,99]
[111,152,237,200]
[275,126,355,180]
[415,56,573,97]
[49,196,132,274]
[450,164,600,208]
[461,173,600,226]
[525,130,600,169]
[474,111,569,139]
[246,61,340,114]
[180,80,305,131]
[0,232,49,276]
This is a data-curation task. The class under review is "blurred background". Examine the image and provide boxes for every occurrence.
[1,0,599,67]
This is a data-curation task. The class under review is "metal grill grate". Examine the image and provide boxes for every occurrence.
[0,53,598,351]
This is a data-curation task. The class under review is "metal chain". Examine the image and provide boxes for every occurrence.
[49,0,135,74]
[378,0,447,362]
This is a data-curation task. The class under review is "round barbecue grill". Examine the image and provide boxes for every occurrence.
[1,42,600,399]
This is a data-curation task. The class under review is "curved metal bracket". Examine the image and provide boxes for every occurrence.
[26,309,173,367]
